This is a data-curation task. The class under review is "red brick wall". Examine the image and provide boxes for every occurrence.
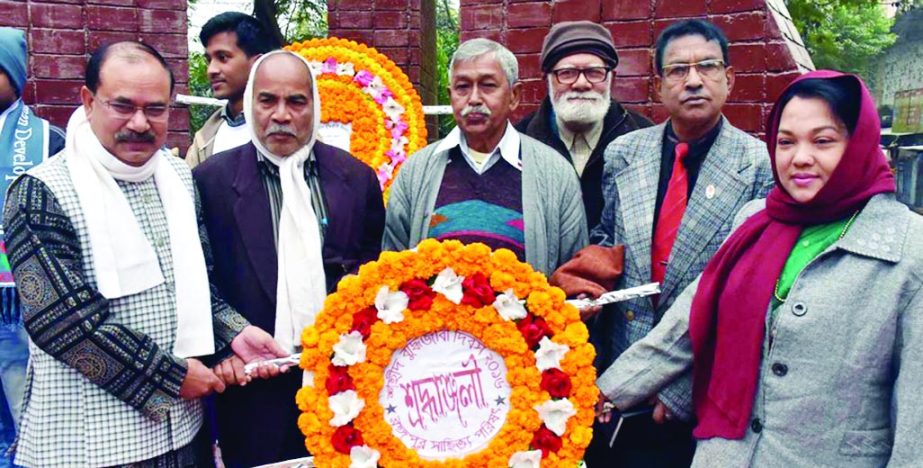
[459,0,804,135]
[1,0,191,151]
[328,0,438,136]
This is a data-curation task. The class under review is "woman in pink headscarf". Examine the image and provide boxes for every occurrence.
[595,70,923,467]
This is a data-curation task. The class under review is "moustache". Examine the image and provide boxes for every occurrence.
[115,131,156,143]
[561,91,603,101]
[461,105,491,117]
[265,123,297,137]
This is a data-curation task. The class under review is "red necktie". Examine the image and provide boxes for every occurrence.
[651,142,690,287]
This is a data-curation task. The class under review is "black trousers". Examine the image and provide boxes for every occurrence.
[583,411,696,468]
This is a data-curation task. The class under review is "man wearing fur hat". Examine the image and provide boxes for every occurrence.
[516,21,652,230]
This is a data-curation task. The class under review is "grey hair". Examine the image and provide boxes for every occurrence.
[448,38,519,87]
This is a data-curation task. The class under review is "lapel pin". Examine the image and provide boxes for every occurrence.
[705,184,716,199]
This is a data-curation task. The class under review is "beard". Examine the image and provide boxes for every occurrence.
[549,78,611,128]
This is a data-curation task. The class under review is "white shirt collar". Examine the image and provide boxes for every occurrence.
[434,121,522,174]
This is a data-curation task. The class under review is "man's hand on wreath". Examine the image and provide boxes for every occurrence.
[651,397,675,424]
[213,355,250,387]
[596,390,615,424]
[180,358,226,399]
[231,325,292,380]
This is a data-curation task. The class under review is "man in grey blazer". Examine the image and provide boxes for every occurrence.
[552,19,774,466]
[383,38,587,276]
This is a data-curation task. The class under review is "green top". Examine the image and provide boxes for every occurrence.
[771,214,855,312]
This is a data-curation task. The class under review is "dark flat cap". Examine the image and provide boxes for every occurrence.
[541,21,619,73]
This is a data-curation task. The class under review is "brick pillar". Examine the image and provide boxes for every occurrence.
[1,0,191,152]
[328,0,438,136]
[460,0,810,135]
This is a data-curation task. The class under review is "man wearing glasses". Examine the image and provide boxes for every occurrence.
[517,20,652,231]
[2,42,288,467]
[552,20,774,467]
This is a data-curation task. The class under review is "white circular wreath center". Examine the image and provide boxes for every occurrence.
[379,330,511,460]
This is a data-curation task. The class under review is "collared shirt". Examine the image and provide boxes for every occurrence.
[652,119,724,225]
[212,104,250,155]
[256,151,328,249]
[220,103,246,127]
[555,115,604,177]
[434,121,522,175]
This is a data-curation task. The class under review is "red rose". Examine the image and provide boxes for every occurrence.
[540,368,573,398]
[461,273,496,308]
[325,364,355,395]
[400,279,436,310]
[350,306,379,339]
[517,314,553,349]
[331,424,364,454]
[531,425,562,457]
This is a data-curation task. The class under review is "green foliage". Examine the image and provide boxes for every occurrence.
[187,51,214,136]
[786,0,897,76]
[254,0,328,44]
[435,0,459,137]
[186,1,328,135]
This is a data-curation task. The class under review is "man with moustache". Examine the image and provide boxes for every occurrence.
[2,41,287,467]
[383,38,587,276]
[194,50,385,466]
[186,12,280,168]
[552,20,774,466]
[517,21,652,230]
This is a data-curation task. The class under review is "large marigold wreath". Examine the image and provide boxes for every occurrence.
[297,240,596,467]
[287,38,428,193]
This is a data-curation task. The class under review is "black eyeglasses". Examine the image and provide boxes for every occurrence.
[96,96,169,122]
[550,67,612,84]
[661,59,727,82]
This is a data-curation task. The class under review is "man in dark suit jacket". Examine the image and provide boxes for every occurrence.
[193,50,385,467]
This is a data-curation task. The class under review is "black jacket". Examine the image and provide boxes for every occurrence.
[516,98,653,230]
[193,141,385,467]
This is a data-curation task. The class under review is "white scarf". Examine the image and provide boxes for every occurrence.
[65,107,214,358]
[244,51,326,353]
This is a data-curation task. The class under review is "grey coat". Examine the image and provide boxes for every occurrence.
[590,117,774,418]
[382,131,588,276]
[598,194,923,467]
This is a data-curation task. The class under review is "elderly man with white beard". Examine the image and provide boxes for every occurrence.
[384,38,587,276]
[517,21,652,230]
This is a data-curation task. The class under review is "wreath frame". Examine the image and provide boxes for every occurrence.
[287,38,428,195]
[297,240,596,467]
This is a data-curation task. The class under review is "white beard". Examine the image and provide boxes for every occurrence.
[549,78,611,128]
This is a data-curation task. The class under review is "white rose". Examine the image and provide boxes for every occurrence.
[493,289,527,321]
[349,445,381,468]
[508,449,542,468]
[328,390,365,427]
[534,336,569,372]
[375,285,408,324]
[432,267,464,304]
[332,331,367,366]
[534,398,576,436]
